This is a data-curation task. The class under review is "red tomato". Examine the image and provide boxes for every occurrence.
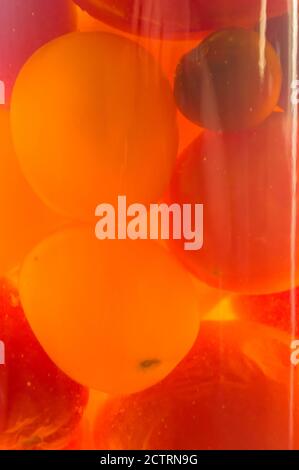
[232,289,299,335]
[74,0,288,39]
[170,113,298,294]
[0,278,89,450]
[94,321,298,450]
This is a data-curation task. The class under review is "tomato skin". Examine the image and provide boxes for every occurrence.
[170,113,298,295]
[94,321,298,450]
[0,278,88,450]
[74,0,288,39]
[232,289,299,335]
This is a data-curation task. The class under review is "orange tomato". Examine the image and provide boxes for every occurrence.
[19,227,200,394]
[11,32,178,219]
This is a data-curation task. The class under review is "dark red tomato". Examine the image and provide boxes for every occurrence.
[170,113,299,294]
[232,289,299,335]
[94,321,298,450]
[74,0,288,39]
[0,277,88,450]
[174,29,282,131]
